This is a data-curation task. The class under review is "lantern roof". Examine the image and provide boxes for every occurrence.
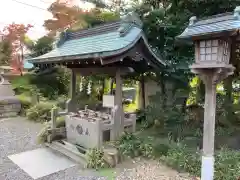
[177,6,240,40]
[28,13,165,67]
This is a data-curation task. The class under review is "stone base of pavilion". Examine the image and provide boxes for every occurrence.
[45,107,136,167]
[45,140,120,167]
[45,95,136,167]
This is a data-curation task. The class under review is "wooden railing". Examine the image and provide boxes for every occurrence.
[48,108,68,142]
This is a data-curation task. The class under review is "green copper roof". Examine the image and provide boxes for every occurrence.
[178,6,240,40]
[31,27,141,62]
[28,14,165,66]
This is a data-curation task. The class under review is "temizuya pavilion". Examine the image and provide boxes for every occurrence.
[28,14,165,165]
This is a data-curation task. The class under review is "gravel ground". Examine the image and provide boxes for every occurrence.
[0,117,193,180]
[0,117,104,180]
[116,159,192,180]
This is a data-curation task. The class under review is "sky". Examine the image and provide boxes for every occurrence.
[0,0,94,40]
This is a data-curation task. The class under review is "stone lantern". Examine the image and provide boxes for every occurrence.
[177,6,240,180]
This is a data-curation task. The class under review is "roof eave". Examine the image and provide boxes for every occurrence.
[140,32,166,66]
[177,28,239,42]
[28,32,144,64]
[29,32,166,67]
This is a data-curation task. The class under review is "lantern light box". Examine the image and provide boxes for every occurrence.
[194,39,231,68]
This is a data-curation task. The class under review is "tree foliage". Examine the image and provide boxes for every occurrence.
[81,9,120,28]
[3,23,33,43]
[44,1,120,35]
[0,39,12,65]
[126,0,240,124]
[28,36,54,58]
[0,23,32,68]
[127,0,240,91]
[44,1,88,36]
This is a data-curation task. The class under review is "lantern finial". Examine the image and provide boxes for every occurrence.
[189,16,197,26]
[234,6,240,19]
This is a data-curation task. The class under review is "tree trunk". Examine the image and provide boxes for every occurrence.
[223,76,235,124]
[159,74,166,109]
[222,37,237,125]
[19,43,24,76]
[100,79,105,101]
[140,75,146,109]
[110,78,114,95]
[196,78,205,104]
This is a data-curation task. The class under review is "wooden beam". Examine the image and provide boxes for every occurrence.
[66,69,77,112]
[72,67,134,76]
[114,68,124,138]
[101,47,137,65]
[70,69,76,99]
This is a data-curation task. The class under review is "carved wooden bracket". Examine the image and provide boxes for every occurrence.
[191,66,235,85]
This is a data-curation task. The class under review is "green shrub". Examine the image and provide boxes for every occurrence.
[152,142,171,157]
[136,108,146,122]
[215,148,240,179]
[17,95,32,115]
[26,102,53,122]
[37,124,49,144]
[56,95,68,110]
[12,67,70,100]
[117,132,142,157]
[139,92,186,133]
[139,142,154,158]
[161,144,201,175]
[115,132,153,158]
[55,116,66,127]
[12,74,34,95]
[86,148,107,169]
[30,67,70,99]
[160,144,240,180]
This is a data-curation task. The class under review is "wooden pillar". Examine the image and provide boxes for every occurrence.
[192,68,234,180]
[66,69,77,112]
[114,68,124,138]
[96,119,102,149]
[51,107,58,139]
[201,73,216,180]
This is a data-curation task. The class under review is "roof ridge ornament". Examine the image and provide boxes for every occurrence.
[55,31,68,48]
[189,16,197,26]
[234,6,240,19]
[122,12,143,28]
[52,31,61,48]
[118,12,143,37]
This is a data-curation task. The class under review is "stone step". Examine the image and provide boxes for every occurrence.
[102,146,120,167]
[45,141,87,167]
[61,140,87,155]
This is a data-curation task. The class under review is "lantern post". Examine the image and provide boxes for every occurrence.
[191,43,234,180]
[177,7,240,180]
